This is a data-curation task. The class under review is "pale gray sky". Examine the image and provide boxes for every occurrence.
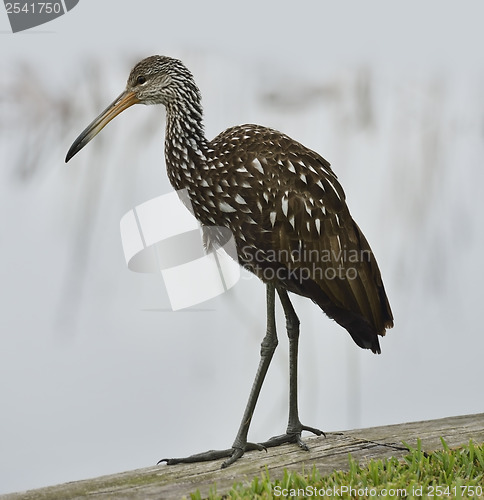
[1,1,484,495]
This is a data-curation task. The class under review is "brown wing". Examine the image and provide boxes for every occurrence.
[206,125,393,353]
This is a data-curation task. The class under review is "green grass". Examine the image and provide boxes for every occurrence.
[190,439,484,499]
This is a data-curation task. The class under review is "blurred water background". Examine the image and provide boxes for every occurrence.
[1,1,483,494]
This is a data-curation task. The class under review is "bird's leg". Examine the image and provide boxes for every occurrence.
[221,281,279,466]
[160,283,278,467]
[259,287,324,451]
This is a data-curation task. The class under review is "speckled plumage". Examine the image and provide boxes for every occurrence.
[134,55,394,353]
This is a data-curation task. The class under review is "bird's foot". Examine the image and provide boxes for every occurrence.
[159,441,265,468]
[259,423,325,451]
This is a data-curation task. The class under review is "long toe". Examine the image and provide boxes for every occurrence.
[159,448,234,465]
[259,424,325,450]
[259,432,301,449]
[300,424,325,437]
[295,434,309,451]
[221,448,244,468]
[222,442,266,468]
[160,442,266,468]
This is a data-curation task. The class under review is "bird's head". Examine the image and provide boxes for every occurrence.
[65,55,199,162]
[126,55,199,106]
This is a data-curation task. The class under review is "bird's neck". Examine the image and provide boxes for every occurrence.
[164,99,209,191]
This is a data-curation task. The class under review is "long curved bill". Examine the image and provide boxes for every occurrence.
[65,90,140,163]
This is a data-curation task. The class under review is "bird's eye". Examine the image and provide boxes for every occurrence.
[136,75,147,85]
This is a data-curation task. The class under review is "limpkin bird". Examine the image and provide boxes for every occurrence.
[66,55,393,468]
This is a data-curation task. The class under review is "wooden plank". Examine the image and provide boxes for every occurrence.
[2,413,483,500]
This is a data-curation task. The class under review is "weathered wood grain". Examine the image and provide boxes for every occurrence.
[2,413,483,500]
